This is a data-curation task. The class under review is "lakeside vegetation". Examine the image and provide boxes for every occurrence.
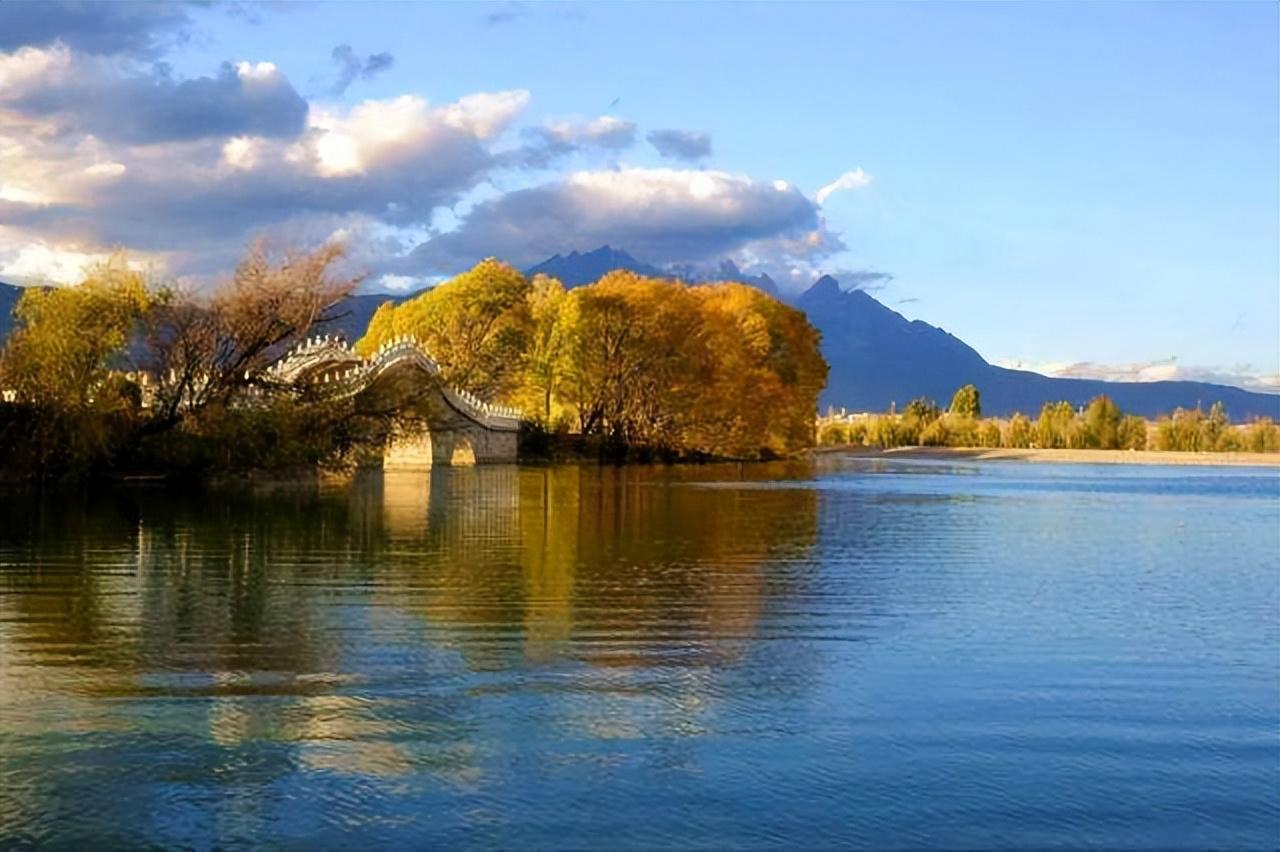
[357,259,827,461]
[0,245,827,480]
[0,244,368,481]
[3,242,1274,483]
[817,385,1280,454]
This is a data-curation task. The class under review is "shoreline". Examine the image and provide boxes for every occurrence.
[817,445,1280,468]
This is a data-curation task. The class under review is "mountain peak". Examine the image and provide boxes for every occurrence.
[526,246,663,287]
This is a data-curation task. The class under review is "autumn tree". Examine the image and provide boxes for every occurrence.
[1006,413,1033,448]
[1,255,150,411]
[1036,401,1078,449]
[145,241,360,429]
[0,256,155,476]
[1118,415,1148,450]
[519,274,572,423]
[1081,395,1122,449]
[949,384,981,419]
[356,257,531,401]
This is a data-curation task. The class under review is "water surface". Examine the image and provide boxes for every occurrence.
[1,459,1277,848]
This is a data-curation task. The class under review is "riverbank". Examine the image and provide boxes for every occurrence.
[818,445,1280,467]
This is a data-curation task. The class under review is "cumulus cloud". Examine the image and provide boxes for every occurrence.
[0,16,867,291]
[0,32,535,278]
[993,358,1280,394]
[0,46,308,144]
[815,168,872,205]
[401,167,831,274]
[330,44,395,96]
[0,241,155,286]
[0,0,191,58]
[647,128,711,161]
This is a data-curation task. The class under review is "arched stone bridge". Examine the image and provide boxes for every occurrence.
[269,335,521,468]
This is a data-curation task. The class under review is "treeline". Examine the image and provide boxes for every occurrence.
[0,244,370,480]
[358,258,828,460]
[818,385,1280,453]
[0,248,828,480]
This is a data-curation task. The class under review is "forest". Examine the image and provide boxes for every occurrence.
[817,385,1280,453]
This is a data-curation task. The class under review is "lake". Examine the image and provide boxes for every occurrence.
[1,458,1277,848]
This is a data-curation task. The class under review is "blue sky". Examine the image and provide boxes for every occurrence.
[0,1,1276,388]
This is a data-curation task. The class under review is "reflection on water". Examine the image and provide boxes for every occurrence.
[0,460,1277,848]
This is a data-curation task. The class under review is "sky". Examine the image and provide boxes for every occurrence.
[0,1,1276,390]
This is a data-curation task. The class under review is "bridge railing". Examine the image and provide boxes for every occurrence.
[267,335,522,429]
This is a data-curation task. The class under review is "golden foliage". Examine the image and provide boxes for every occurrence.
[356,264,829,458]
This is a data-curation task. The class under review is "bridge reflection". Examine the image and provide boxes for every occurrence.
[0,465,820,818]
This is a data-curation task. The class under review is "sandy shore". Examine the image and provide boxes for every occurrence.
[818,445,1280,468]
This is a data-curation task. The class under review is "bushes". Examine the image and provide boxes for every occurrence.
[815,389,1277,455]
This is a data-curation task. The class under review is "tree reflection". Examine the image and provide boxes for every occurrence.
[0,465,821,847]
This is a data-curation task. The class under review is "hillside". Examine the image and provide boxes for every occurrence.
[799,276,1280,419]
[524,248,1280,420]
[0,281,19,342]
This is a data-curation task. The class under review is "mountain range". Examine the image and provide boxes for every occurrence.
[4,252,1278,419]
[518,247,1280,419]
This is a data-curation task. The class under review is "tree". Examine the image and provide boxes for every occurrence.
[519,274,571,423]
[949,384,981,419]
[977,420,1002,448]
[145,241,359,429]
[1081,395,1123,449]
[356,257,531,401]
[0,256,153,475]
[1006,413,1033,448]
[1118,416,1148,450]
[1,255,150,410]
[1036,401,1077,449]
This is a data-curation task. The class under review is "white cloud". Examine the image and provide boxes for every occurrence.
[0,241,150,285]
[439,90,532,139]
[994,358,1280,394]
[0,44,72,95]
[815,168,872,205]
[403,167,835,274]
[540,115,635,148]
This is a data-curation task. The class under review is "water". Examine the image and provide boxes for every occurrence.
[1,458,1277,849]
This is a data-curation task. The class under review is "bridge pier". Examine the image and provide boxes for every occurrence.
[382,423,518,470]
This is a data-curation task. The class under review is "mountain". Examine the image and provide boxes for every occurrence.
[527,246,780,296]
[1,281,21,342]
[312,291,417,342]
[526,245,665,286]
[800,275,1280,420]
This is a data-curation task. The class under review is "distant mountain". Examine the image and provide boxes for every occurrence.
[527,246,780,296]
[526,246,665,286]
[799,275,1280,420]
[5,256,1276,420]
[1,281,21,342]
[312,291,417,342]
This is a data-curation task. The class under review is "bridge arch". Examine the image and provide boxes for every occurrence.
[268,336,520,468]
